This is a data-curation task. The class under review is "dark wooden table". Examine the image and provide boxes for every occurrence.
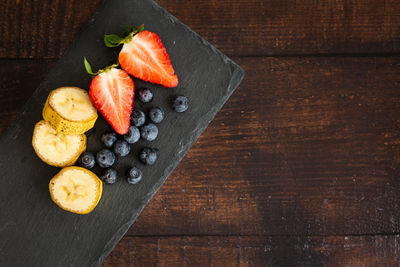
[2,0,400,266]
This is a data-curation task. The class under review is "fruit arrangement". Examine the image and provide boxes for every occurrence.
[104,25,178,88]
[32,24,190,215]
[32,87,100,214]
[33,87,97,168]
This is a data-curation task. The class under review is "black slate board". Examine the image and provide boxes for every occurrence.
[0,0,244,266]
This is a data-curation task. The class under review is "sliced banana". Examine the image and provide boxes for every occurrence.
[43,87,98,135]
[32,120,86,167]
[49,167,103,214]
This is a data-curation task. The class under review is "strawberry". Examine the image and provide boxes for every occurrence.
[104,25,178,88]
[84,58,135,135]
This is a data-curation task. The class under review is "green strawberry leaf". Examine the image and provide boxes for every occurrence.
[84,57,98,76]
[104,24,145,47]
[132,24,145,34]
[104,34,124,47]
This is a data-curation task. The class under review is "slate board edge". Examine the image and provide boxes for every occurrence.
[93,66,244,267]
[0,0,245,265]
[150,0,244,70]
[0,0,244,149]
[0,0,105,143]
[90,2,245,265]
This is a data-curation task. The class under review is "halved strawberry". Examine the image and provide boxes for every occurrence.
[84,58,134,135]
[104,25,178,88]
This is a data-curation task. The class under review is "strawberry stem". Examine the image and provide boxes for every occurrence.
[84,57,121,77]
[130,24,145,36]
[103,62,120,72]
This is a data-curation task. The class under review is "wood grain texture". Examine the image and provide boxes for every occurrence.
[158,0,400,56]
[130,56,400,236]
[3,0,400,265]
[2,57,400,237]
[0,0,103,59]
[0,60,54,130]
[101,235,400,267]
[1,0,400,58]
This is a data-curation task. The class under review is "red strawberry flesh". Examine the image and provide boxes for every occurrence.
[89,68,134,134]
[119,30,178,88]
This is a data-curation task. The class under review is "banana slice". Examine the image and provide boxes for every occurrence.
[32,120,86,167]
[49,167,103,214]
[43,87,98,135]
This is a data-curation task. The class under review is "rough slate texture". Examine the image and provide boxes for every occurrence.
[0,0,244,266]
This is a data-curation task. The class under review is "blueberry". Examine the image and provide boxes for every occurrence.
[127,166,143,184]
[139,147,158,165]
[113,140,130,156]
[101,132,118,148]
[101,168,118,184]
[77,152,95,169]
[140,123,158,141]
[138,88,153,103]
[124,126,140,144]
[96,149,115,168]
[172,96,189,113]
[131,109,146,127]
[149,107,165,123]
